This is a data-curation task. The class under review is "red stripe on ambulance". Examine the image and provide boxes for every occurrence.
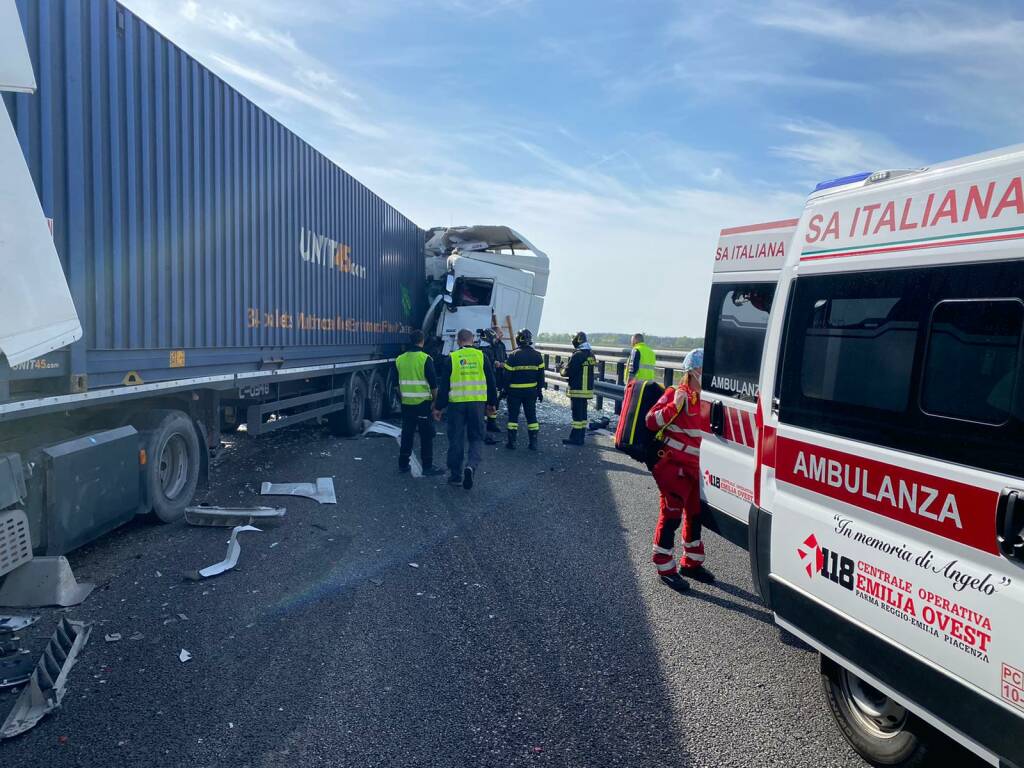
[775,436,999,555]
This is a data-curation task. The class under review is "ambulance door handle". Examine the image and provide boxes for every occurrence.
[996,488,1024,565]
[709,400,725,436]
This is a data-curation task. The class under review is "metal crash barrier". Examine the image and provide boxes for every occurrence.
[534,343,694,413]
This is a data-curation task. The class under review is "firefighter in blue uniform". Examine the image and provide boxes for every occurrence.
[559,331,597,445]
[502,328,545,450]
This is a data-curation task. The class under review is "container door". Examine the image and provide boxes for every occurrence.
[767,261,1024,754]
[700,281,776,532]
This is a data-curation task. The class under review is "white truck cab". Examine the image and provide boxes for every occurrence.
[422,225,549,355]
[753,149,1024,766]
[700,219,797,547]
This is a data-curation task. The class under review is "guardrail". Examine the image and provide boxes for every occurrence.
[533,343,694,414]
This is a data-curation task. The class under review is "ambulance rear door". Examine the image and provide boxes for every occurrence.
[700,219,797,547]
[763,155,1024,763]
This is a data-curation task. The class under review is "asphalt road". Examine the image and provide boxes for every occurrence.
[0,410,983,767]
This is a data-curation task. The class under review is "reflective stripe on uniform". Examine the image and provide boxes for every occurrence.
[509,382,537,389]
[655,560,676,572]
[504,363,545,371]
[571,420,588,428]
[652,545,674,556]
[507,423,518,430]
[528,422,539,431]
[567,389,593,398]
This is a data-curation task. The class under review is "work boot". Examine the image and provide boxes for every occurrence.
[484,433,499,445]
[486,418,501,433]
[679,565,716,584]
[422,466,445,477]
[398,463,411,473]
[448,474,462,485]
[506,430,517,450]
[528,432,538,451]
[562,429,584,446]
[462,466,475,490]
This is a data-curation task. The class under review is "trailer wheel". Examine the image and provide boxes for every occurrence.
[136,410,201,523]
[364,371,385,423]
[380,366,401,419]
[327,374,366,437]
[821,657,934,767]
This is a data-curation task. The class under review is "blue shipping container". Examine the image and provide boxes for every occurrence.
[2,0,425,391]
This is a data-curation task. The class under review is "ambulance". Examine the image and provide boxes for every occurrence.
[744,148,1024,766]
[700,218,797,547]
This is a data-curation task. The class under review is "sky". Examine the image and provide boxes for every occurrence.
[121,0,1024,336]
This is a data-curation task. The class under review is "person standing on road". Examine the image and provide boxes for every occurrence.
[502,328,545,450]
[628,333,657,382]
[478,327,506,443]
[434,328,498,489]
[395,331,445,477]
[646,348,713,584]
[558,331,597,446]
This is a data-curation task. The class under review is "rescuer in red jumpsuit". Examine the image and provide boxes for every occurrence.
[646,348,713,584]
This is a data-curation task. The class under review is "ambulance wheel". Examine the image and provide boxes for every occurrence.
[327,374,366,437]
[364,370,385,423]
[135,410,201,523]
[380,367,401,418]
[821,658,932,766]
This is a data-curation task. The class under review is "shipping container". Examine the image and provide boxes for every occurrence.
[1,0,425,397]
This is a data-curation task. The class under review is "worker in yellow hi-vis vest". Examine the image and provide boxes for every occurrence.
[433,328,498,489]
[394,330,445,477]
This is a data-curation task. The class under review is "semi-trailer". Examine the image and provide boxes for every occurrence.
[0,0,549,565]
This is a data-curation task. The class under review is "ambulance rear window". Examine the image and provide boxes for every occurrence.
[703,283,775,401]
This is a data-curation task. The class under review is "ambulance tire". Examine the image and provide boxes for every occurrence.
[327,374,366,437]
[821,659,934,767]
[364,370,385,424]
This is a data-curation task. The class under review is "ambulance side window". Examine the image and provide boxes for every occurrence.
[920,299,1024,426]
[778,261,1024,479]
[703,283,775,402]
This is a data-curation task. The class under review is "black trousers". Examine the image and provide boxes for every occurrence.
[506,392,539,431]
[399,402,435,469]
[570,398,588,433]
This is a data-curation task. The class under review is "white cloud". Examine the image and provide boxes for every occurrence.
[207,55,382,138]
[771,119,921,180]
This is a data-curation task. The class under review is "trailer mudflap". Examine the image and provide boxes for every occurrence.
[39,427,139,555]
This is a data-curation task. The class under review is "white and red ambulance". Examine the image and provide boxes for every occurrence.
[699,218,797,547]
[748,148,1024,766]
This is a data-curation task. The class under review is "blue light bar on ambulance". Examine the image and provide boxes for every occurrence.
[813,171,872,192]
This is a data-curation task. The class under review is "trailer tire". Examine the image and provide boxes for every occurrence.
[327,374,366,437]
[364,370,385,423]
[136,410,201,523]
[821,657,934,767]
[380,366,401,419]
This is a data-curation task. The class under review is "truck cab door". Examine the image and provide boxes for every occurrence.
[700,281,776,548]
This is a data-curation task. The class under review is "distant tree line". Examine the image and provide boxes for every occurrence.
[536,332,703,350]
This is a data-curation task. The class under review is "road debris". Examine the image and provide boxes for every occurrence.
[0,556,95,608]
[177,613,189,621]
[260,478,336,504]
[0,618,92,739]
[191,525,261,580]
[103,633,121,642]
[184,504,287,527]
[408,563,419,569]
[128,632,144,641]
[179,649,192,663]
[0,616,39,633]
[363,421,422,477]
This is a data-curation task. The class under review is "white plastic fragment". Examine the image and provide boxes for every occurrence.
[260,478,336,504]
[197,525,261,579]
[179,649,192,663]
[363,421,422,477]
[104,633,121,642]
[408,563,419,569]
